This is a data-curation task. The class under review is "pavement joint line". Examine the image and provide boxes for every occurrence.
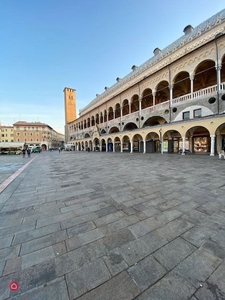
[0,156,37,194]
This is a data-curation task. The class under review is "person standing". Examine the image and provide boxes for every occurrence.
[59,147,61,153]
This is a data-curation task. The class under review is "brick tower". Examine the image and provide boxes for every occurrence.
[64,87,76,142]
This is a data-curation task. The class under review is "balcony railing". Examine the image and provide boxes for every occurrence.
[172,83,225,106]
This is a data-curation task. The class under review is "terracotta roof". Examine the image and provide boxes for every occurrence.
[13,121,48,126]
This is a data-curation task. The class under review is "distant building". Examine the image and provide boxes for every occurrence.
[0,125,14,143]
[12,121,65,150]
[65,9,225,155]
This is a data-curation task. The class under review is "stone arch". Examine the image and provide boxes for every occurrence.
[163,129,182,153]
[145,131,160,153]
[123,122,138,131]
[114,136,121,152]
[93,138,100,151]
[185,125,210,154]
[96,113,99,124]
[132,133,144,152]
[155,80,169,104]
[172,71,190,98]
[109,126,119,134]
[91,116,95,126]
[122,99,129,116]
[141,88,153,109]
[131,94,139,113]
[115,103,121,118]
[108,107,113,121]
[101,139,106,152]
[84,133,90,138]
[193,59,216,92]
[143,116,167,127]
[122,135,131,152]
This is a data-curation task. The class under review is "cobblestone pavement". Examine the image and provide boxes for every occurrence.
[0,151,225,300]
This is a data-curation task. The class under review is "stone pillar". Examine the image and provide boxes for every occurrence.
[210,135,215,156]
[121,142,123,153]
[190,74,194,98]
[130,140,133,153]
[99,143,102,152]
[139,99,142,113]
[169,84,173,106]
[129,101,131,114]
[143,139,146,153]
[216,133,221,154]
[153,90,156,106]
[113,141,115,152]
[216,63,222,91]
[106,141,108,152]
[120,107,123,130]
[182,136,186,155]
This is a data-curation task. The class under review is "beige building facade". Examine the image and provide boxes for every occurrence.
[0,125,14,143]
[13,121,65,150]
[65,9,225,156]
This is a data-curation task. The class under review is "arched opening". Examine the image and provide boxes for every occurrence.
[133,134,143,152]
[122,99,129,116]
[123,122,138,131]
[122,135,130,152]
[131,94,139,113]
[109,126,119,134]
[173,71,190,98]
[194,60,216,92]
[143,116,167,127]
[155,81,169,104]
[108,107,113,121]
[114,136,121,152]
[142,88,153,109]
[101,139,106,152]
[115,103,121,118]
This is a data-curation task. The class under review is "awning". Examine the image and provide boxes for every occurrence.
[0,142,25,149]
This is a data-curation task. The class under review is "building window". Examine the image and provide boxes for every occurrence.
[194,108,202,118]
[1,134,4,137]
[30,133,32,136]
[17,133,20,136]
[183,111,190,120]
[24,133,26,136]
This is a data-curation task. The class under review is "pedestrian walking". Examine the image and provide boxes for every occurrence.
[59,147,61,153]
[22,149,26,158]
[27,148,31,157]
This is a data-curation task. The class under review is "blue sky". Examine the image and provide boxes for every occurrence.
[0,0,224,134]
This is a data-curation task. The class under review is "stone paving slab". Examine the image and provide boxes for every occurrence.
[0,151,225,299]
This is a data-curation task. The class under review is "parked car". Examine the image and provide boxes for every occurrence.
[32,147,41,153]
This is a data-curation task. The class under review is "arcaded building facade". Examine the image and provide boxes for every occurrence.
[65,9,225,155]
